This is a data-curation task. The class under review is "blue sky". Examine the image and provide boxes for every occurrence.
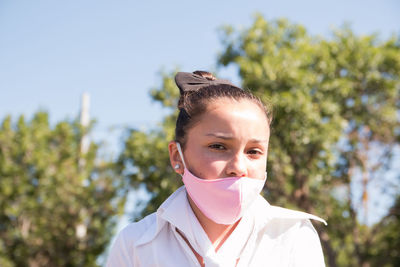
[1,1,399,228]
[1,0,399,139]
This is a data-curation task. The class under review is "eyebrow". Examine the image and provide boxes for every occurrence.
[205,133,268,143]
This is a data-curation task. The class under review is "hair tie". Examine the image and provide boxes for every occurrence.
[174,72,237,94]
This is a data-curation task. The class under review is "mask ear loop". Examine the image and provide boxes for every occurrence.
[176,142,187,170]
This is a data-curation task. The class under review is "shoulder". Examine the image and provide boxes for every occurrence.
[120,213,158,245]
[106,187,188,267]
[285,219,325,266]
[251,196,326,247]
[251,196,326,228]
[251,197,326,266]
[106,213,158,267]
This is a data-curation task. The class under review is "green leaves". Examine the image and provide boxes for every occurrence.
[218,16,400,266]
[0,112,126,266]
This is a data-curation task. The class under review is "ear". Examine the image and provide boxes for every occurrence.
[168,141,183,175]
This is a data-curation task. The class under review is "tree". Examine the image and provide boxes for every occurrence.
[218,15,400,266]
[118,72,181,217]
[0,112,126,267]
[370,195,400,266]
[119,15,400,266]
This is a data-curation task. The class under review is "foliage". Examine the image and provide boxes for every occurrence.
[119,15,400,266]
[0,112,126,267]
[118,72,181,217]
[218,15,400,266]
[370,195,400,266]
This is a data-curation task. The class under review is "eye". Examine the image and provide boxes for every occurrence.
[208,143,226,150]
[247,149,263,156]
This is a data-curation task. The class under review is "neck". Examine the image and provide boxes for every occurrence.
[187,195,240,252]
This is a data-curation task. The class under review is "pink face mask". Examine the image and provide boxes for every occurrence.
[176,143,267,225]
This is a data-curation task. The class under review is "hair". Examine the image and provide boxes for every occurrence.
[175,70,272,147]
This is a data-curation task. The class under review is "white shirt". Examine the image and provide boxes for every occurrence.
[107,186,326,267]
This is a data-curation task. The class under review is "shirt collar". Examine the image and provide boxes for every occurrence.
[251,196,327,227]
[162,186,256,266]
[158,186,198,240]
[135,186,188,246]
[135,186,327,247]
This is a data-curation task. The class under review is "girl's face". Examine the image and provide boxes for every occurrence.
[175,98,270,180]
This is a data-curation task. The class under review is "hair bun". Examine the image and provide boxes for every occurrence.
[193,70,216,81]
[175,71,235,94]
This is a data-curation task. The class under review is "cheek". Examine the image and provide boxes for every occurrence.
[249,159,267,180]
[195,159,226,180]
[185,148,223,179]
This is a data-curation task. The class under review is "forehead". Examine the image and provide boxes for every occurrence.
[206,97,267,120]
[190,98,270,139]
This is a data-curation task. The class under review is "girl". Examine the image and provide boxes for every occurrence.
[107,71,326,266]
